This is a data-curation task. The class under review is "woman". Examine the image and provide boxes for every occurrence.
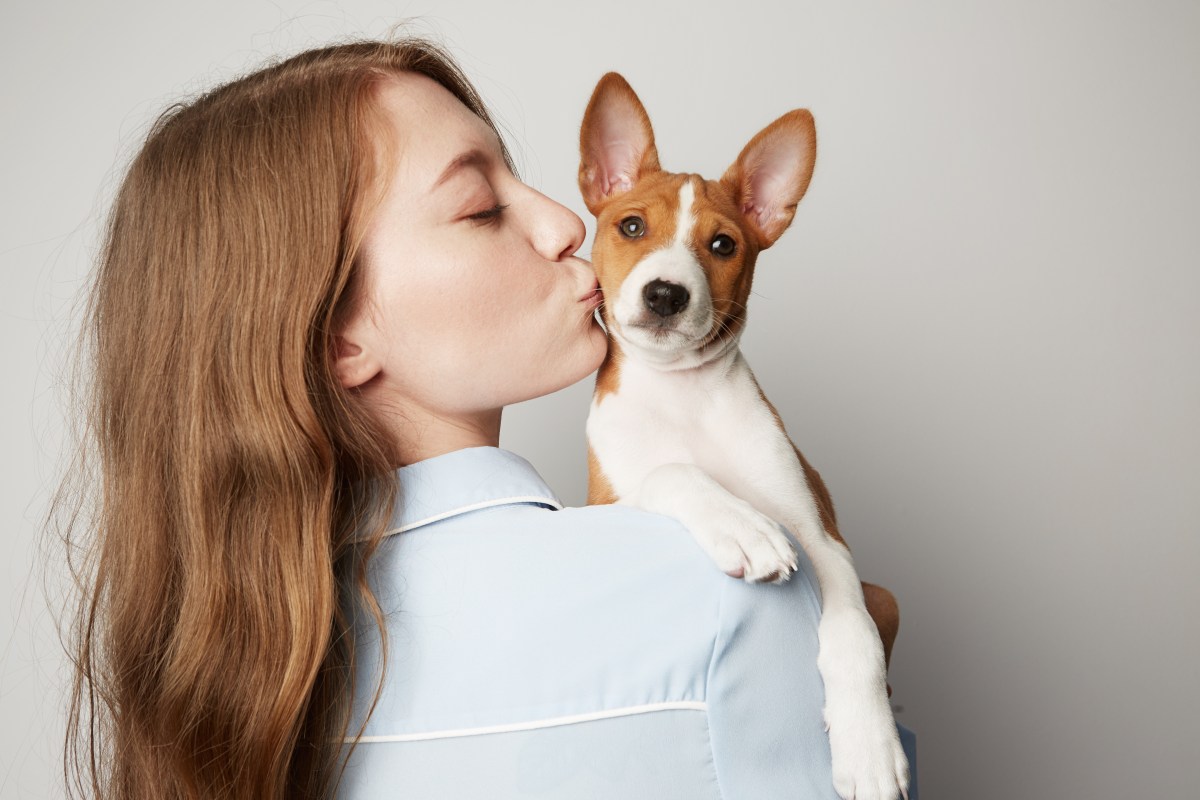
[61,34,913,799]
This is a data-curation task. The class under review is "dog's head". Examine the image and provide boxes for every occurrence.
[578,72,816,363]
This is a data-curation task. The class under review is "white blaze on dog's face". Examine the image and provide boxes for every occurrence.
[591,172,751,355]
[578,72,817,361]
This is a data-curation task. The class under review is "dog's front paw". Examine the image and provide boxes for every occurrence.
[827,716,909,800]
[819,609,910,800]
[691,495,798,584]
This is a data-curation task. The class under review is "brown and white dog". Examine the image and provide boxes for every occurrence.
[579,73,909,800]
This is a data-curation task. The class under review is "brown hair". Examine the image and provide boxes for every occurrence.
[54,32,513,799]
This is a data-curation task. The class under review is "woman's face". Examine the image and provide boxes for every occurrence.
[337,72,607,435]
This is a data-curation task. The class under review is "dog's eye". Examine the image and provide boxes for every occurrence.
[711,234,736,257]
[619,216,645,238]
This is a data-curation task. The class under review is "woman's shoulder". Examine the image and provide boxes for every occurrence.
[548,503,826,670]
[503,500,823,617]
[376,499,823,641]
[358,500,824,738]
[349,499,838,798]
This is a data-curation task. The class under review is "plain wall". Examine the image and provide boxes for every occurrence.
[3,1,1197,797]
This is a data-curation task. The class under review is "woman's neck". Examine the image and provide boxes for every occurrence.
[388,405,502,467]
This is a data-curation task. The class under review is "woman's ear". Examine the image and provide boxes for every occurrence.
[332,325,382,389]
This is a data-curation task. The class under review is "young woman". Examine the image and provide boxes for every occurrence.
[61,34,914,800]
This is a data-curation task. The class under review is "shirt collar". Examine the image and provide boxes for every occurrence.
[384,445,563,536]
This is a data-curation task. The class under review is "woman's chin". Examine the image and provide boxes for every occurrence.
[560,328,609,390]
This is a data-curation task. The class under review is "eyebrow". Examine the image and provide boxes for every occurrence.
[430,147,493,193]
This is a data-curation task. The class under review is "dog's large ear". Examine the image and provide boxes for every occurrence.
[578,72,661,216]
[720,109,816,250]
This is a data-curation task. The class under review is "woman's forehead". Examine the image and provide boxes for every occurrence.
[373,73,503,184]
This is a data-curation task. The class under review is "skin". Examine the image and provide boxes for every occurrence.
[335,73,608,466]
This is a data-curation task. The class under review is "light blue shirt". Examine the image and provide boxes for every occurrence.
[339,445,917,799]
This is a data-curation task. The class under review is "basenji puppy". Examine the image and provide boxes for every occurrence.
[578,72,910,800]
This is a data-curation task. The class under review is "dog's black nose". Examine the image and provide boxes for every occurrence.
[643,279,689,317]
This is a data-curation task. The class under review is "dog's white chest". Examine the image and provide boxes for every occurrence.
[587,350,781,501]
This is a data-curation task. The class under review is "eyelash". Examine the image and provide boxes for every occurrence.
[468,202,509,226]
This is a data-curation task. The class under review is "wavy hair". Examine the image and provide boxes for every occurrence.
[53,33,514,799]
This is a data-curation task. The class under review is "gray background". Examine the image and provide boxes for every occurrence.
[3,1,1197,797]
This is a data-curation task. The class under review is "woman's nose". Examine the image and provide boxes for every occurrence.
[529,190,586,262]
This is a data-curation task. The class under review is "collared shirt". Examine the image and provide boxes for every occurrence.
[338,445,917,799]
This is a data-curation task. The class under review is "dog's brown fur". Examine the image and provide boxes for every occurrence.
[578,73,902,683]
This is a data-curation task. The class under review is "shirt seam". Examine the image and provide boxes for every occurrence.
[383,495,563,537]
[704,572,730,800]
[345,701,709,743]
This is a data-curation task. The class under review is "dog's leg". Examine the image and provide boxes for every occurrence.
[763,499,910,800]
[793,446,900,675]
[624,462,800,584]
[632,458,909,799]
[762,394,901,686]
[862,582,899,674]
[699,417,908,800]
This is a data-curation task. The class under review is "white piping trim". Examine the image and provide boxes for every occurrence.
[345,701,708,743]
[384,495,564,537]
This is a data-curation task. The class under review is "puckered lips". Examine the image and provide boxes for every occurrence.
[579,279,603,306]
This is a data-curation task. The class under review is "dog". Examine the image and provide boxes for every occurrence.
[578,72,910,800]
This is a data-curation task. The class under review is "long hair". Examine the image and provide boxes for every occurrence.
[53,33,514,799]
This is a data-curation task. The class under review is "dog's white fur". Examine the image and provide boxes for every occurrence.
[589,179,910,800]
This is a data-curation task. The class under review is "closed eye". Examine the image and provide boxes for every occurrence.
[468,202,509,225]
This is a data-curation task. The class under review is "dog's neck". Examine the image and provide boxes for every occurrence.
[605,322,744,377]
